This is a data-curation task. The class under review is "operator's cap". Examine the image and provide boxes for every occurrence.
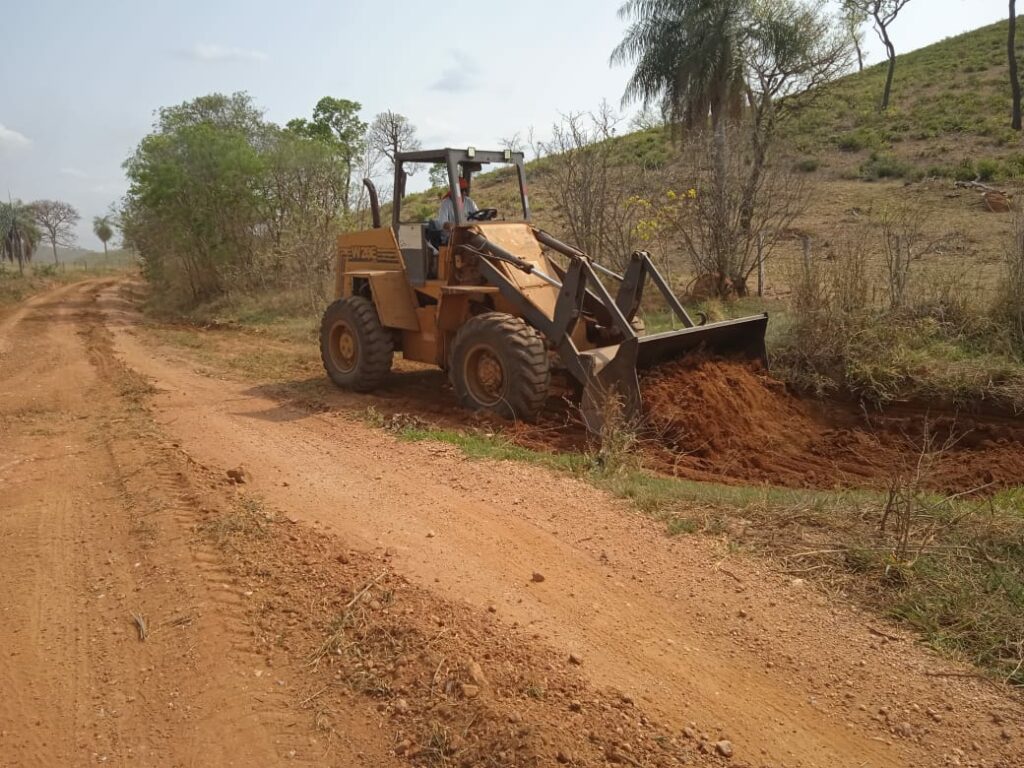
[459,178,469,190]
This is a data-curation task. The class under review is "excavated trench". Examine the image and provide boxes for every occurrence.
[634,357,1024,493]
[497,357,1024,495]
[297,348,1024,495]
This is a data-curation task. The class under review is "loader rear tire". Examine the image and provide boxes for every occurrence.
[320,297,393,392]
[450,313,550,421]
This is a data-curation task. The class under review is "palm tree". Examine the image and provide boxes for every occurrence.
[93,215,114,256]
[611,0,747,131]
[612,0,749,294]
[0,201,41,274]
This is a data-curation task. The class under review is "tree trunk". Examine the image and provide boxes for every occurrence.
[341,156,352,213]
[880,32,897,111]
[52,241,59,265]
[711,115,732,297]
[103,241,108,256]
[853,35,864,73]
[1011,0,1022,130]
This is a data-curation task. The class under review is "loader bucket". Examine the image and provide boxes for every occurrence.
[579,313,769,434]
[636,313,769,371]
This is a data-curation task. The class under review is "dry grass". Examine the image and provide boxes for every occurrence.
[724,430,1024,686]
[772,206,1024,411]
[198,496,273,551]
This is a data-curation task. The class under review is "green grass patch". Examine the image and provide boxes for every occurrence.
[783,18,1022,177]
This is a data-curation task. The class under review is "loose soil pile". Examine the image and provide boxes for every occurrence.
[640,357,1024,493]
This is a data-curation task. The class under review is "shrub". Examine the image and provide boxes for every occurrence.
[32,263,58,277]
[793,157,820,173]
[924,165,953,179]
[860,152,910,181]
[953,158,977,182]
[975,158,1001,182]
[837,129,878,152]
[1004,153,1024,179]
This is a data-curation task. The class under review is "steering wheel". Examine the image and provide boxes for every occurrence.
[468,208,499,221]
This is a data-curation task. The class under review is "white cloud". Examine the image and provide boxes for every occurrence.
[91,182,125,194]
[187,43,269,63]
[430,51,479,93]
[0,123,31,150]
[60,167,88,178]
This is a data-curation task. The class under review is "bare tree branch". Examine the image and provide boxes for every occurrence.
[32,199,80,265]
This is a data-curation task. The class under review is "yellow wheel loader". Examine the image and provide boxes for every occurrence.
[320,147,768,431]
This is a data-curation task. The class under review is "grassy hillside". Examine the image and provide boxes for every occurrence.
[451,18,1024,205]
[785,18,1024,180]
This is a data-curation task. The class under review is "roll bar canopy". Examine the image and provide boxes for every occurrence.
[390,147,531,229]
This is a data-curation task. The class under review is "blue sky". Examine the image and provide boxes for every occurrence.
[0,0,1009,248]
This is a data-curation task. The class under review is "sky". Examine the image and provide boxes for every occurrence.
[0,0,1010,249]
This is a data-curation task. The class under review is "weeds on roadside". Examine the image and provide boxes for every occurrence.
[589,392,641,477]
[774,214,1024,411]
[750,425,1024,687]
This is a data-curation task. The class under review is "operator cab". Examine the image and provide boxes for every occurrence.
[382,148,531,287]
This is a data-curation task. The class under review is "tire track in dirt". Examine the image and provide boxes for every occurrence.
[101,279,1024,768]
[0,280,392,766]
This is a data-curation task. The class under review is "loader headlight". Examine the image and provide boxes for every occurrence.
[467,146,476,158]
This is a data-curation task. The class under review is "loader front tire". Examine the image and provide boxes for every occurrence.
[320,297,393,392]
[450,313,550,421]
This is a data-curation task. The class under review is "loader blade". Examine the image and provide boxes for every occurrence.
[580,338,641,434]
[635,314,769,372]
[577,314,768,434]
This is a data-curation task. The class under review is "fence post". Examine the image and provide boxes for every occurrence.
[756,234,765,297]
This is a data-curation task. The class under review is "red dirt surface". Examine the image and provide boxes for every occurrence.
[640,357,1024,493]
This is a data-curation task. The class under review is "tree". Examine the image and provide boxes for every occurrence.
[842,3,869,72]
[499,132,524,154]
[843,1,913,111]
[662,128,809,297]
[742,2,852,231]
[541,104,649,270]
[123,91,353,309]
[367,111,421,172]
[0,201,41,274]
[287,97,366,211]
[156,91,265,136]
[428,163,448,189]
[612,0,852,294]
[93,216,114,255]
[612,0,747,133]
[1011,0,1022,130]
[260,130,350,311]
[32,200,80,265]
[123,92,268,301]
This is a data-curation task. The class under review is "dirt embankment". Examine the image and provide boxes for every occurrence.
[638,357,1024,493]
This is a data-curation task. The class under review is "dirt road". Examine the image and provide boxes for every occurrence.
[2,279,1021,767]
